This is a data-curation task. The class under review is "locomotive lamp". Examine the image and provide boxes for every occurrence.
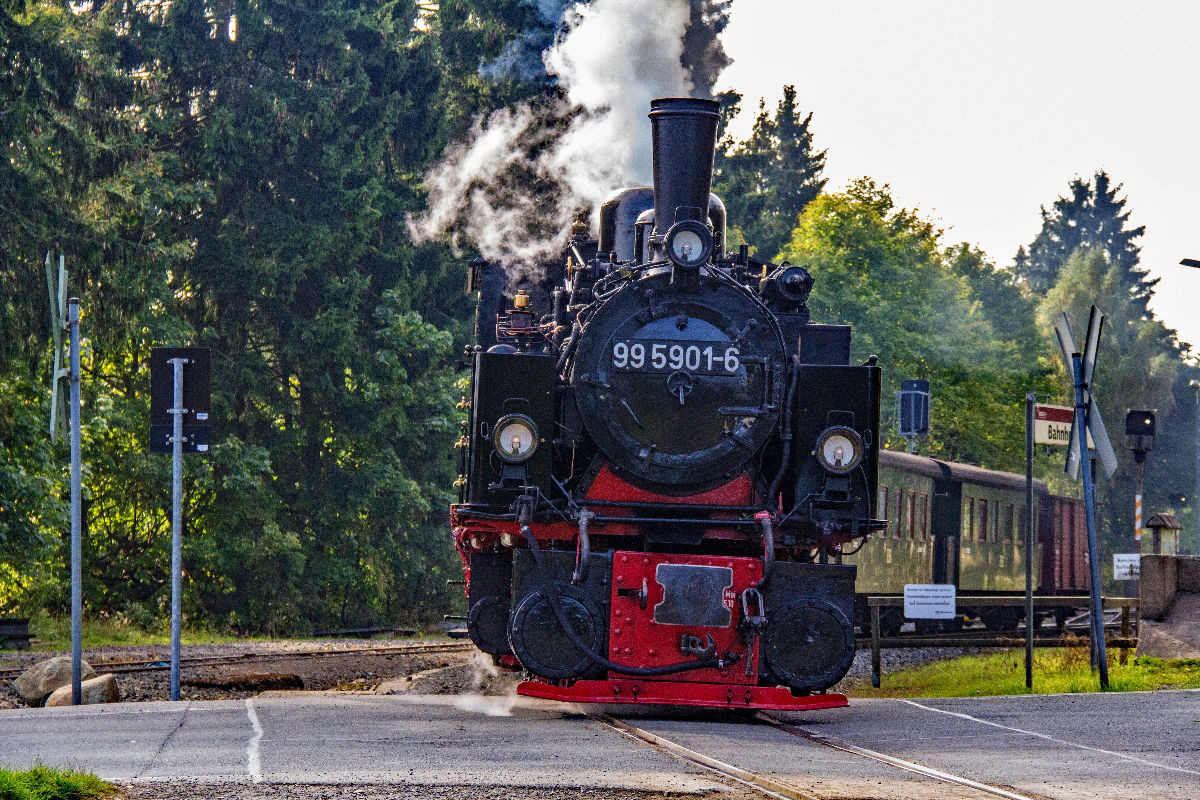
[493,414,538,463]
[760,265,813,311]
[664,219,713,268]
[815,426,864,474]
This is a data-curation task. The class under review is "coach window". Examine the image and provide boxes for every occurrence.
[894,488,902,538]
[879,487,888,531]
[963,497,973,540]
[908,491,917,539]
[1004,504,1015,543]
[978,499,988,542]
[991,501,1000,542]
[921,494,929,540]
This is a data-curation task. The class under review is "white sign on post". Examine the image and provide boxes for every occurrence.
[1113,553,1141,580]
[1035,404,1094,448]
[904,584,956,619]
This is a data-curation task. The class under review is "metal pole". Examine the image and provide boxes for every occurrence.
[1025,393,1034,690]
[1073,353,1108,687]
[169,357,186,701]
[68,298,82,706]
[1193,382,1200,555]
[871,602,881,688]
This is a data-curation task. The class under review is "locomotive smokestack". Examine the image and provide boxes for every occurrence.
[648,97,720,237]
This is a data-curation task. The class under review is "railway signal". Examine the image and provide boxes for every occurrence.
[1053,306,1116,688]
[1125,410,1156,542]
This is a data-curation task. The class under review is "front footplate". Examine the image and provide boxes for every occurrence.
[516,679,848,711]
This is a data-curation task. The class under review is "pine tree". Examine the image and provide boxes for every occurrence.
[713,85,826,260]
[1018,171,1152,303]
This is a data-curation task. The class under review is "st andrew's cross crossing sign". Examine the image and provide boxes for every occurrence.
[1054,308,1118,480]
[1052,305,1116,688]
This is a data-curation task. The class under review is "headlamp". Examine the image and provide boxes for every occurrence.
[664,220,713,269]
[493,414,538,463]
[814,426,864,474]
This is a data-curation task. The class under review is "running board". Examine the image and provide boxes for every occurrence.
[517,679,848,711]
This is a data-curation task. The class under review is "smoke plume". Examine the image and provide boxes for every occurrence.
[407,0,736,271]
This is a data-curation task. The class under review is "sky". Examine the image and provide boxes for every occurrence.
[719,1,1200,355]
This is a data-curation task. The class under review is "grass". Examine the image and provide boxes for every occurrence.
[851,640,1200,698]
[0,766,116,800]
[25,614,251,651]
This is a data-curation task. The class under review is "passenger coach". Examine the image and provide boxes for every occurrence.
[846,450,1088,633]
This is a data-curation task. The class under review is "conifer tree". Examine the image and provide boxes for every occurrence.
[713,85,826,260]
[1018,171,1151,303]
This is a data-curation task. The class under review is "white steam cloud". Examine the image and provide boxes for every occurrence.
[407,0,733,272]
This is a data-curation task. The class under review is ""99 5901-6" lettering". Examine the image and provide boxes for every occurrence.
[611,341,740,373]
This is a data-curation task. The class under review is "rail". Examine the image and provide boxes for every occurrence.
[867,595,1139,688]
[0,640,474,681]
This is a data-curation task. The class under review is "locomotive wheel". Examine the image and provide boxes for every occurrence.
[763,599,856,693]
[508,584,605,680]
[467,595,512,657]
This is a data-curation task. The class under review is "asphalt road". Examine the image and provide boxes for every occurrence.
[1,689,1197,799]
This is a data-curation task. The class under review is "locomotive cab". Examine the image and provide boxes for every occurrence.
[451,97,884,709]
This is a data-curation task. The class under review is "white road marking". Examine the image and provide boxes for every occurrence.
[902,699,1200,777]
[245,698,264,783]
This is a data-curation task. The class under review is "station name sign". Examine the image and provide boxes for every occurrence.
[1034,404,1093,448]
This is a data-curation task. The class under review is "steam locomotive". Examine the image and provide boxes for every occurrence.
[450,97,885,710]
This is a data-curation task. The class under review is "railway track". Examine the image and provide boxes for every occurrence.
[596,711,1042,800]
[0,640,474,681]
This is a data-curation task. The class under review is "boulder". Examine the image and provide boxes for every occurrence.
[44,673,120,707]
[12,656,97,706]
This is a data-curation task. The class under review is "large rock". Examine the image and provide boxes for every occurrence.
[12,656,96,706]
[44,673,120,707]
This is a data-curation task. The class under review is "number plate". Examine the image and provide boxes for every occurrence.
[611,340,740,374]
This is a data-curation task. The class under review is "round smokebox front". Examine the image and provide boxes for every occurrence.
[571,273,786,488]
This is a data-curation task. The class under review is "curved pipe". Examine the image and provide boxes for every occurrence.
[556,321,581,373]
[571,510,594,585]
[766,355,800,504]
[754,511,774,589]
[519,524,729,676]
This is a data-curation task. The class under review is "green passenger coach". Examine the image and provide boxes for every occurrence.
[844,450,1082,634]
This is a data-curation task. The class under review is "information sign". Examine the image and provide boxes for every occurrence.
[149,347,211,455]
[1113,553,1141,580]
[903,584,956,620]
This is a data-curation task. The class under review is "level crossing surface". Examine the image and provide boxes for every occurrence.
[0,690,1196,799]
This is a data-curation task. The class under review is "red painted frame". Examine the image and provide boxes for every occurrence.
[516,679,848,711]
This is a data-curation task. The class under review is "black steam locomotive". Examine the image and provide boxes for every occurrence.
[451,97,884,710]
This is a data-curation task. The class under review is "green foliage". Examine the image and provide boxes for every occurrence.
[0,375,63,613]
[782,179,1055,471]
[714,86,826,260]
[0,766,115,800]
[1,0,470,630]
